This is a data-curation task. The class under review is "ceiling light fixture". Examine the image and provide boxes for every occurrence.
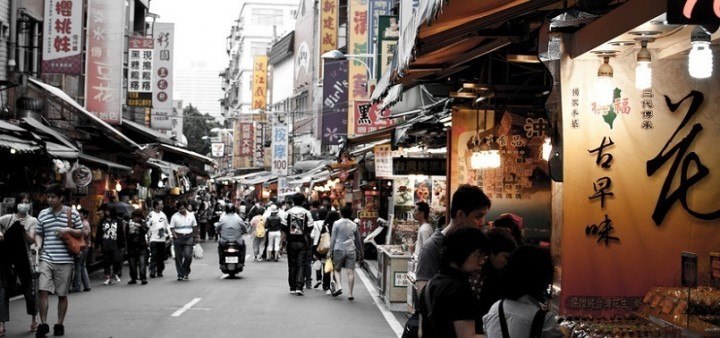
[689,26,713,79]
[635,40,653,90]
[596,56,615,106]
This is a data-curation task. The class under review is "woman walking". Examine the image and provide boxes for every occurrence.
[0,193,40,335]
[70,209,92,292]
[328,205,363,300]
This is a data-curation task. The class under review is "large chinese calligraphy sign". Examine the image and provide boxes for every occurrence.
[127,37,154,108]
[320,0,338,56]
[348,0,369,137]
[234,122,254,169]
[42,0,83,74]
[252,56,268,110]
[151,23,174,130]
[85,0,125,124]
[560,52,720,316]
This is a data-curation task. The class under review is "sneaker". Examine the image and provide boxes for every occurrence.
[183,275,189,280]
[53,323,64,336]
[332,288,343,297]
[83,288,91,292]
[289,288,296,294]
[114,275,121,282]
[313,282,322,289]
[35,323,49,337]
[102,278,111,285]
[128,280,137,285]
[296,290,304,296]
[326,290,332,295]
[177,277,183,281]
[141,280,148,285]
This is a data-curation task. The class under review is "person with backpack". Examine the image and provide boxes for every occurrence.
[264,205,283,262]
[282,193,314,296]
[249,206,265,261]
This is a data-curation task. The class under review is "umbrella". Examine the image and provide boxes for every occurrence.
[106,202,135,218]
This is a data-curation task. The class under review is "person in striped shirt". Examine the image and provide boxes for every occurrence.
[34,184,83,338]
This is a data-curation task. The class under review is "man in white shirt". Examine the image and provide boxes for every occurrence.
[146,199,170,278]
[413,201,433,259]
[169,201,198,281]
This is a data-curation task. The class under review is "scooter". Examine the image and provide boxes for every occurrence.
[219,241,246,278]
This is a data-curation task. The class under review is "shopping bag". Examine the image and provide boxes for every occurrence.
[317,226,330,254]
[193,244,204,259]
[324,257,334,274]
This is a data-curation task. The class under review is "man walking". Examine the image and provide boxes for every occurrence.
[282,193,314,295]
[169,201,198,281]
[147,200,170,278]
[34,184,84,337]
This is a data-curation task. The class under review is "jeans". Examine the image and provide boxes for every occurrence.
[304,250,313,288]
[286,241,307,291]
[102,247,122,277]
[252,236,265,258]
[73,249,91,290]
[174,235,194,278]
[128,250,148,281]
[199,222,207,240]
[149,241,166,276]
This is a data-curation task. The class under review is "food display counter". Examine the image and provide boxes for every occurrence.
[377,244,412,312]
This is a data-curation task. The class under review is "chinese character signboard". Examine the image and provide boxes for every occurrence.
[234,122,254,169]
[42,0,83,74]
[127,37,154,108]
[348,0,369,137]
[558,51,720,316]
[368,1,393,78]
[151,23,174,130]
[354,100,393,135]
[393,158,446,176]
[320,0,338,55]
[253,122,265,168]
[271,124,289,176]
[252,56,268,110]
[377,16,399,78]
[85,0,125,124]
[321,59,349,145]
[374,144,398,178]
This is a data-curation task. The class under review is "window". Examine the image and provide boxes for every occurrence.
[251,8,283,26]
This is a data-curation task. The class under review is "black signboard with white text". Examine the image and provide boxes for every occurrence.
[392,157,446,176]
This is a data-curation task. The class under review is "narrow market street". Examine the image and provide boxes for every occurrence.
[1,240,401,338]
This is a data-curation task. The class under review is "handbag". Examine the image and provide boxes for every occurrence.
[324,257,334,274]
[317,226,331,254]
[60,209,86,256]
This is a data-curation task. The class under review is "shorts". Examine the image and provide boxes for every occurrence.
[38,260,73,297]
[332,249,356,270]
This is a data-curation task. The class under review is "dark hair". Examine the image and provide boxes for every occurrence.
[152,199,163,209]
[131,209,145,219]
[494,214,524,245]
[324,211,340,229]
[437,215,447,228]
[225,203,237,214]
[340,204,353,219]
[14,193,29,213]
[292,193,306,207]
[501,245,554,301]
[440,227,489,268]
[176,200,187,209]
[79,208,90,217]
[311,201,320,209]
[317,208,329,221]
[486,228,517,255]
[415,201,430,219]
[450,184,490,219]
[46,183,65,197]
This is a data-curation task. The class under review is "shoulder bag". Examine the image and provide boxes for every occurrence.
[60,208,86,256]
[317,226,331,254]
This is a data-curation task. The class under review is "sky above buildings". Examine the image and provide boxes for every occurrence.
[149,0,244,117]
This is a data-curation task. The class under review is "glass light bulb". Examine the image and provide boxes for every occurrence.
[635,61,652,90]
[596,75,614,106]
[689,41,713,79]
[115,182,122,191]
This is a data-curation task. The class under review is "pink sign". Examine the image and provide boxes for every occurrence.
[84,0,125,125]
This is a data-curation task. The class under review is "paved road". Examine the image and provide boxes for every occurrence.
[2,238,399,338]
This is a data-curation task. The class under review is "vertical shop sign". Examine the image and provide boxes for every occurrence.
[321,59,349,145]
[253,122,265,168]
[271,124,289,176]
[320,0,338,55]
[42,0,83,74]
[237,122,254,157]
[367,0,393,78]
[127,37,154,108]
[85,0,125,125]
[374,144,394,177]
[211,143,225,158]
[348,0,369,137]
[377,16,399,77]
[151,23,174,130]
[252,56,268,110]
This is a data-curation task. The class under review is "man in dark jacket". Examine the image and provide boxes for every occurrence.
[282,194,314,296]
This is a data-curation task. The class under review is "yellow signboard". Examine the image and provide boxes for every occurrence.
[252,55,268,110]
[320,0,338,55]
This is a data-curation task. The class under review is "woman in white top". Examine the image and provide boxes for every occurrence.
[0,193,40,334]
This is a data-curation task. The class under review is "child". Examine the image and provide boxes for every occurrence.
[126,209,149,285]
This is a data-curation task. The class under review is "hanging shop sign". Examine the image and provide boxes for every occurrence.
[85,0,125,124]
[374,144,396,178]
[347,0,369,137]
[321,59,349,145]
[253,122,265,168]
[392,157,446,176]
[71,165,92,187]
[233,122,254,169]
[127,37,154,108]
[42,0,83,74]
[368,1,393,78]
[320,0,338,56]
[271,124,289,176]
[666,0,720,25]
[377,15,399,78]
[211,143,225,158]
[559,50,720,316]
[354,100,393,135]
[252,56,268,110]
[151,23,175,130]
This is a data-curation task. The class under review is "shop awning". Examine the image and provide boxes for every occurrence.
[22,117,78,150]
[46,141,80,159]
[120,119,176,145]
[291,159,333,173]
[151,143,217,167]
[372,0,563,102]
[0,121,43,154]
[236,171,275,185]
[27,77,142,150]
[79,153,132,174]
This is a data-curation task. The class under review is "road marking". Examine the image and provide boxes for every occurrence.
[356,268,404,337]
[171,297,202,317]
